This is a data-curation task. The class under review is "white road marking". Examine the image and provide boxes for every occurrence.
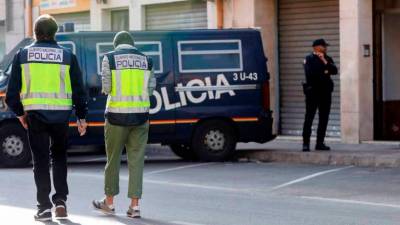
[171,221,209,225]
[270,166,354,191]
[70,165,353,196]
[144,163,215,176]
[70,172,250,194]
[145,179,249,193]
[301,196,400,209]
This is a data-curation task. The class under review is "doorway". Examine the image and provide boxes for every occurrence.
[374,10,400,140]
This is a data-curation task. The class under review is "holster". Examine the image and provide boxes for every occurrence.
[302,82,312,95]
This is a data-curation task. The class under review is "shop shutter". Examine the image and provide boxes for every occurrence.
[278,0,341,137]
[145,0,207,30]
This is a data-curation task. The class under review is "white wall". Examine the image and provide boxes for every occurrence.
[0,0,5,59]
[0,0,5,21]
[5,0,25,53]
[0,24,5,60]
[340,0,374,142]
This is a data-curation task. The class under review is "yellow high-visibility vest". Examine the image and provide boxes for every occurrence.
[106,68,151,114]
[20,62,72,111]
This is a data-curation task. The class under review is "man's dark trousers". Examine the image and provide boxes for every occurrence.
[302,91,332,146]
[27,114,69,210]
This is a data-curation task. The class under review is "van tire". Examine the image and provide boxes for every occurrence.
[169,144,197,161]
[192,120,236,162]
[0,122,31,167]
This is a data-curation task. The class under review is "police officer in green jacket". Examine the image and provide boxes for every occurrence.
[6,15,88,221]
[93,31,156,218]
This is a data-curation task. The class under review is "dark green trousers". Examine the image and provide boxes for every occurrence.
[104,120,149,198]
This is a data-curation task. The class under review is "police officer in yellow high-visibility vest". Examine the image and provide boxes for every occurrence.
[92,31,156,218]
[6,15,88,221]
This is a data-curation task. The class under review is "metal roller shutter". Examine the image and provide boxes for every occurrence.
[145,0,207,30]
[278,0,340,137]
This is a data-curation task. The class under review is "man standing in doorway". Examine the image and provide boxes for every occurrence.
[92,31,156,218]
[6,14,88,221]
[302,39,338,152]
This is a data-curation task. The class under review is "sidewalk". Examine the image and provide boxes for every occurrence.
[236,137,400,168]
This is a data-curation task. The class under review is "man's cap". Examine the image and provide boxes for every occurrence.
[312,39,329,47]
[113,31,134,48]
[34,14,58,40]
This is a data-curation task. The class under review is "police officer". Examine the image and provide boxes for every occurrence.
[6,14,88,221]
[302,39,338,152]
[92,31,156,218]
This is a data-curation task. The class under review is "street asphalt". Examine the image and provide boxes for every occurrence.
[1,145,400,225]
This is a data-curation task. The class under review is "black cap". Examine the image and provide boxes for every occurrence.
[312,39,329,47]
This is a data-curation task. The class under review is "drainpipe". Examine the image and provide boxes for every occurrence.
[216,0,224,29]
[25,0,33,37]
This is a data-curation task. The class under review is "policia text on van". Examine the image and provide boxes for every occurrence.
[0,29,275,167]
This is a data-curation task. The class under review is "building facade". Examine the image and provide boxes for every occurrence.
[221,0,399,143]
[2,0,25,55]
[0,0,5,60]
[90,0,212,31]
[31,0,91,31]
[0,0,399,143]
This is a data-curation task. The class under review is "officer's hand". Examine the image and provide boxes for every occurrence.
[18,113,28,130]
[316,52,328,64]
[77,119,88,136]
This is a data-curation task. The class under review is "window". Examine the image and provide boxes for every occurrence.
[178,40,243,73]
[58,41,76,54]
[96,42,163,74]
[111,9,129,32]
[136,42,163,74]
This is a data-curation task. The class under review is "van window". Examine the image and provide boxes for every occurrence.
[96,42,163,74]
[178,40,243,73]
[58,41,76,54]
[136,42,163,74]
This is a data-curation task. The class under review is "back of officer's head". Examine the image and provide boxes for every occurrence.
[113,31,134,48]
[34,14,58,41]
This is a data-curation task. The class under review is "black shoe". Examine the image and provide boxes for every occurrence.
[315,143,330,151]
[302,144,310,152]
[34,208,52,221]
[55,200,68,220]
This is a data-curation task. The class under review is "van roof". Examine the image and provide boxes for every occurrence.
[56,28,261,38]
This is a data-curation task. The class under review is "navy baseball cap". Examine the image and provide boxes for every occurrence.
[312,39,329,47]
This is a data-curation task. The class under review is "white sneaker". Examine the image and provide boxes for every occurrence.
[127,206,140,218]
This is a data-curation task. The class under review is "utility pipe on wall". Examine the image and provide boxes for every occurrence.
[25,0,33,37]
[216,0,224,29]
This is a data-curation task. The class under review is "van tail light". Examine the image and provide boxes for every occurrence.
[262,81,270,111]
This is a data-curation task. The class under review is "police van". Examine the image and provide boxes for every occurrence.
[0,29,275,167]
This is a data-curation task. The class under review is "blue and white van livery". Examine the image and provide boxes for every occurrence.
[0,29,275,167]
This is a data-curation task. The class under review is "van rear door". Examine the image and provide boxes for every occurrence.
[172,30,268,133]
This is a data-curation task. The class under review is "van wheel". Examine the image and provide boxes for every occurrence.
[0,123,31,167]
[169,144,197,161]
[192,120,236,162]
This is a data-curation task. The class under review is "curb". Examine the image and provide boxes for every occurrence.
[235,150,400,168]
